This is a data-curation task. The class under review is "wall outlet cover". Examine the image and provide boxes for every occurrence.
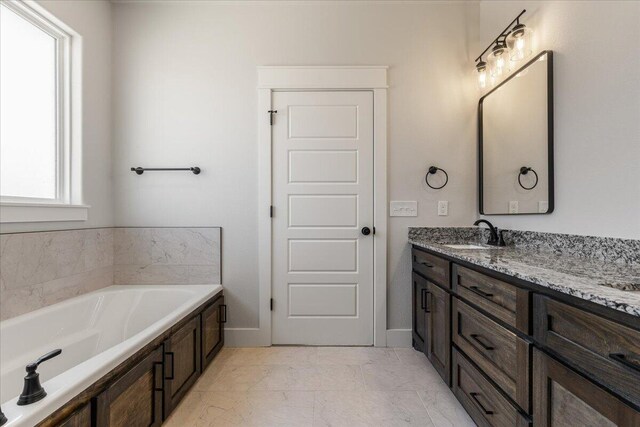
[390,201,418,217]
[509,201,519,214]
[438,201,448,216]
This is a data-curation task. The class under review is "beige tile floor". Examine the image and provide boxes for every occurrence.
[164,346,476,427]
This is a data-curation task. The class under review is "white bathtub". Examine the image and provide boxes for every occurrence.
[0,284,223,427]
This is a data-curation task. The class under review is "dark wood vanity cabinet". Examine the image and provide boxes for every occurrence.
[40,291,225,427]
[533,349,640,427]
[95,346,164,427]
[425,281,451,385]
[163,316,202,417]
[411,246,640,427]
[58,404,91,427]
[534,295,640,407]
[201,295,225,370]
[453,348,531,427]
[412,273,428,352]
[412,251,451,385]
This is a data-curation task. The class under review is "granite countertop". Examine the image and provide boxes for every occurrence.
[408,228,640,318]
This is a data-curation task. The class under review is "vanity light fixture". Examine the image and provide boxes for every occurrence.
[487,41,509,78]
[507,21,533,61]
[474,9,531,90]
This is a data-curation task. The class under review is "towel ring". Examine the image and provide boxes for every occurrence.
[518,167,538,190]
[426,166,448,190]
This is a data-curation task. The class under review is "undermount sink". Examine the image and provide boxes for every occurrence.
[443,244,490,250]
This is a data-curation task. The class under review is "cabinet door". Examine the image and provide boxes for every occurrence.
[201,295,225,370]
[426,281,451,385]
[95,346,164,427]
[164,315,202,417]
[533,349,640,427]
[58,404,91,427]
[412,273,428,352]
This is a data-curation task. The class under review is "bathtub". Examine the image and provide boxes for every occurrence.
[0,284,223,427]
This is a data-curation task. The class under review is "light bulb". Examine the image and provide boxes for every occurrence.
[487,43,509,78]
[476,61,488,90]
[507,23,533,62]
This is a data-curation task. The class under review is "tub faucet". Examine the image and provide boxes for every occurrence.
[17,349,62,406]
[473,219,505,246]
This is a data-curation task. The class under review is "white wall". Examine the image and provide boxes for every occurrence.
[478,1,640,239]
[0,0,113,233]
[112,1,478,330]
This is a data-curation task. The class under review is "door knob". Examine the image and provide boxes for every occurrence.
[361,227,371,236]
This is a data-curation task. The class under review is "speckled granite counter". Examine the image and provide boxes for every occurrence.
[408,227,640,317]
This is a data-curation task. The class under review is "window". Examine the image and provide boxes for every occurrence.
[0,1,86,222]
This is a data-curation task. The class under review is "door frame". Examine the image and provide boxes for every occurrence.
[249,66,388,347]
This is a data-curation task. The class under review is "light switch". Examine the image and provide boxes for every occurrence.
[509,201,519,214]
[438,201,448,216]
[390,201,418,217]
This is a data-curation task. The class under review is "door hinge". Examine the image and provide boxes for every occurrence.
[270,298,274,311]
[268,110,278,125]
[270,205,274,218]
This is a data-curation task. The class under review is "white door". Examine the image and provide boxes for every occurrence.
[272,91,374,345]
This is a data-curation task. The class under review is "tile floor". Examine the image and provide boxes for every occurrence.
[164,346,476,426]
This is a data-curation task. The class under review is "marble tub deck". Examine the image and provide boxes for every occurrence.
[164,346,474,427]
[409,237,640,317]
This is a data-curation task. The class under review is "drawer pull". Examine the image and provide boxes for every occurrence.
[470,334,495,351]
[609,353,640,373]
[421,288,427,310]
[469,392,494,415]
[165,352,175,380]
[424,290,431,313]
[418,261,434,268]
[469,286,494,298]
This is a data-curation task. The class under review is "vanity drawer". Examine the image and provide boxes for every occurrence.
[412,248,450,288]
[453,264,530,333]
[453,298,531,412]
[534,295,640,406]
[452,348,531,427]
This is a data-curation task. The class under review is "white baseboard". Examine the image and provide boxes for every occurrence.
[385,329,412,347]
[224,328,270,347]
[225,328,413,348]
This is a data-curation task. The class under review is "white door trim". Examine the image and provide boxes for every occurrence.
[253,66,388,347]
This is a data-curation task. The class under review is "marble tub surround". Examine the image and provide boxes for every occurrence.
[409,227,640,317]
[164,346,474,427]
[114,227,221,285]
[0,228,114,320]
[0,227,222,321]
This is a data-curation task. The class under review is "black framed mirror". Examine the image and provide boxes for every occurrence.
[479,50,554,215]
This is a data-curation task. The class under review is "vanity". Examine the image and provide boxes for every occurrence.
[410,44,640,426]
[409,228,640,427]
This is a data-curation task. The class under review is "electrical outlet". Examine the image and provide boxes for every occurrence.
[538,201,549,213]
[390,201,418,217]
[438,201,449,216]
[509,201,519,214]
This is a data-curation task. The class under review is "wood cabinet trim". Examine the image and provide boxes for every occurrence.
[453,297,530,412]
[95,345,164,427]
[534,294,640,408]
[426,281,451,385]
[533,349,640,426]
[35,290,224,427]
[163,315,202,417]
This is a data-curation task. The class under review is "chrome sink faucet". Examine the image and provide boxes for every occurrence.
[473,219,506,246]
